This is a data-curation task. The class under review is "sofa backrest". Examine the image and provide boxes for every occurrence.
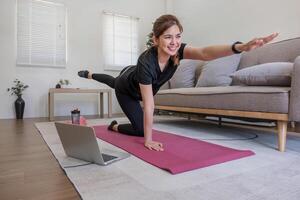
[168,59,205,89]
[238,37,300,70]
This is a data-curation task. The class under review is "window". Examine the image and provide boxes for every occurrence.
[102,11,139,70]
[17,0,66,67]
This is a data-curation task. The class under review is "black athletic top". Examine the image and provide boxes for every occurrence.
[115,43,186,100]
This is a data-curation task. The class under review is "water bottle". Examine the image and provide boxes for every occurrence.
[71,109,80,124]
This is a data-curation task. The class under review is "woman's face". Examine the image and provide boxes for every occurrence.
[155,25,182,56]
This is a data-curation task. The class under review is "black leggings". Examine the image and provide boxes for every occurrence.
[92,74,144,137]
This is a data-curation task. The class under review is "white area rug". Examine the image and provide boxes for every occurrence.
[35,116,300,200]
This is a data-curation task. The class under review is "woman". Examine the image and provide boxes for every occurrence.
[78,14,278,151]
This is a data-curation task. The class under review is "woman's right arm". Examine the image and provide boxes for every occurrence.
[183,33,278,61]
[139,83,164,151]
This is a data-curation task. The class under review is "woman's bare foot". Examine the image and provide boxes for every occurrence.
[87,72,92,79]
[112,124,119,132]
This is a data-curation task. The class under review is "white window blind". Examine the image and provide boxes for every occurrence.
[17,0,66,67]
[102,11,139,70]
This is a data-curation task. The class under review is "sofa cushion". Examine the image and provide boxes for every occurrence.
[159,81,170,90]
[231,62,293,86]
[238,37,300,70]
[169,59,205,88]
[155,86,290,113]
[196,54,241,87]
[195,61,206,81]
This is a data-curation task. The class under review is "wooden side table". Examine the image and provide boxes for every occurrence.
[48,88,112,121]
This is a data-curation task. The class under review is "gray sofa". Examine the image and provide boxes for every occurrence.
[154,37,300,152]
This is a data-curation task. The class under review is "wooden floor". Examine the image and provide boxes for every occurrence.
[0,117,81,200]
[0,116,299,200]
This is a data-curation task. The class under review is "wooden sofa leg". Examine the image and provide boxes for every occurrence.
[188,114,191,120]
[218,117,222,127]
[291,121,296,128]
[277,121,288,152]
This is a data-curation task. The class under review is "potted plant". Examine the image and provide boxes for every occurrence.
[56,79,71,88]
[7,79,29,119]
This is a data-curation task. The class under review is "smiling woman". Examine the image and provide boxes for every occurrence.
[152,14,183,66]
[77,14,278,152]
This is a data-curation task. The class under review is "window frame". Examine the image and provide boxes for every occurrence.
[102,11,139,71]
[16,0,67,68]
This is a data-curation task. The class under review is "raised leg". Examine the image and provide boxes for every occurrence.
[277,120,288,152]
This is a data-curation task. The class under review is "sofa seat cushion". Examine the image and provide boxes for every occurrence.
[155,86,290,113]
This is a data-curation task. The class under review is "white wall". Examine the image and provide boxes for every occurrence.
[0,0,166,119]
[173,0,300,46]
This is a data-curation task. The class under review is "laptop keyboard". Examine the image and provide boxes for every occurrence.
[102,153,118,162]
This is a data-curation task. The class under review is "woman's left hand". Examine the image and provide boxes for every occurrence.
[144,140,164,151]
[239,32,279,52]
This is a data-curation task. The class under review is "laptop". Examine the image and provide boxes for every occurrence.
[54,122,130,165]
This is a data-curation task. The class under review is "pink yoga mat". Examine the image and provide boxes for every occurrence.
[94,125,254,174]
